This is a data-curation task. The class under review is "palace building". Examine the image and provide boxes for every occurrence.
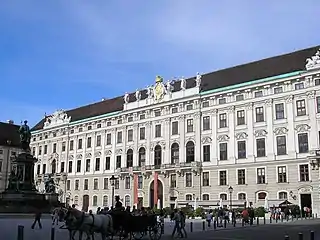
[31,46,320,214]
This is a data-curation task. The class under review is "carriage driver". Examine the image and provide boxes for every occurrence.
[115,196,123,209]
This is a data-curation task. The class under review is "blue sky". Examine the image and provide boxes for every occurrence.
[0,1,319,127]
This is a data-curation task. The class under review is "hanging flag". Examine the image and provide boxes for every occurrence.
[154,172,158,208]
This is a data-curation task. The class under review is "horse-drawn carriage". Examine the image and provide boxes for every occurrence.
[59,208,163,240]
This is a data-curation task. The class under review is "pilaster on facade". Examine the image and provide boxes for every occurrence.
[194,112,201,162]
[179,115,185,163]
[245,103,254,161]
[265,99,275,160]
[307,91,318,150]
[228,106,236,163]
[210,109,218,164]
[286,95,296,158]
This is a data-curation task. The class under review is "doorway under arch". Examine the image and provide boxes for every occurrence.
[82,194,89,212]
[149,179,164,208]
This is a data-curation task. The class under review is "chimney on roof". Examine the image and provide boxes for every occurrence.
[7,120,14,124]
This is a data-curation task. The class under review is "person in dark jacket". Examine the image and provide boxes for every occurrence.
[31,208,42,229]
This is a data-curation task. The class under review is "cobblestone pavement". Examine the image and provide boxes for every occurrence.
[0,216,317,240]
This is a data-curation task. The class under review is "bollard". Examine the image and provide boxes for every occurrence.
[202,221,205,231]
[51,227,55,240]
[224,219,226,228]
[190,222,193,232]
[213,220,216,230]
[310,231,315,240]
[284,235,289,240]
[276,217,278,223]
[17,225,24,240]
[316,213,318,218]
[263,217,266,225]
[312,213,314,219]
[298,233,303,240]
[281,216,283,222]
[270,217,272,224]
[242,219,244,227]
[257,217,259,225]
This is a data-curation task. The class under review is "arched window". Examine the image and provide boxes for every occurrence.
[186,194,193,201]
[51,159,56,174]
[92,196,98,206]
[74,195,79,205]
[171,143,179,164]
[126,149,133,168]
[154,145,162,167]
[220,193,227,200]
[278,191,288,200]
[202,194,209,201]
[103,195,108,206]
[257,192,267,200]
[186,141,195,163]
[138,147,146,167]
[124,195,131,207]
[238,193,246,200]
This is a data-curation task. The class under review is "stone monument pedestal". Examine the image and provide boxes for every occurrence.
[0,152,58,213]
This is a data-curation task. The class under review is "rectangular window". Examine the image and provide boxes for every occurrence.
[237,169,246,185]
[316,97,320,113]
[75,180,79,190]
[296,99,306,116]
[298,133,309,153]
[276,136,287,155]
[69,140,74,151]
[186,119,193,132]
[38,146,42,155]
[295,82,304,90]
[299,164,309,182]
[171,107,178,113]
[237,141,246,159]
[96,135,101,147]
[138,176,143,189]
[52,143,57,153]
[116,156,121,169]
[171,121,179,135]
[85,159,90,172]
[87,137,92,148]
[76,160,81,172]
[278,166,287,183]
[257,168,265,184]
[219,113,227,128]
[186,104,193,110]
[95,158,100,171]
[36,164,40,174]
[202,101,209,108]
[125,176,131,189]
[43,145,46,154]
[155,124,162,138]
[78,139,83,149]
[66,180,70,190]
[60,162,65,173]
[68,161,73,173]
[139,127,146,140]
[254,91,263,97]
[218,98,226,104]
[62,142,66,152]
[93,178,98,190]
[115,179,119,189]
[127,129,133,142]
[237,110,245,125]
[105,157,110,170]
[236,94,244,101]
[274,87,283,94]
[203,145,210,162]
[219,171,227,185]
[84,179,88,190]
[42,163,46,174]
[185,173,192,187]
[103,178,108,189]
[256,138,266,157]
[117,131,122,143]
[219,143,228,160]
[154,110,161,117]
[170,174,176,188]
[202,172,209,186]
[139,114,145,120]
[275,103,285,119]
[106,134,111,145]
[202,116,210,130]
[255,107,264,122]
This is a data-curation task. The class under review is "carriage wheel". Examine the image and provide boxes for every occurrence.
[132,231,145,240]
[148,222,162,240]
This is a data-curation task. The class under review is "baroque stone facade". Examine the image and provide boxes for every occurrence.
[31,47,320,214]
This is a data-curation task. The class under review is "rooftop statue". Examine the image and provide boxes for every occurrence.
[123,92,129,104]
[18,120,31,151]
[306,48,320,70]
[195,72,202,87]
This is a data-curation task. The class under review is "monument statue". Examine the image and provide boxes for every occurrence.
[44,175,56,194]
[18,120,31,151]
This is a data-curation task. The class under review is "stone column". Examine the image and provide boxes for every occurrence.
[194,112,201,162]
[145,121,152,166]
[179,115,185,163]
[227,106,236,163]
[111,129,117,171]
[133,124,139,167]
[285,95,296,158]
[245,103,254,161]
[164,118,171,164]
[265,99,275,160]
[121,126,127,168]
[210,109,218,164]
[307,91,318,150]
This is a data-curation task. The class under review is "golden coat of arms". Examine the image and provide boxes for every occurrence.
[153,76,165,101]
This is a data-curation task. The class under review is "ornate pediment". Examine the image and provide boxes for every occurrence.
[94,151,101,157]
[43,110,71,129]
[76,154,82,159]
[295,124,311,133]
[201,136,212,144]
[235,132,248,140]
[274,127,288,135]
[306,48,320,70]
[254,129,267,138]
[105,150,112,156]
[115,149,123,155]
[68,155,74,160]
[217,134,229,142]
[85,153,92,158]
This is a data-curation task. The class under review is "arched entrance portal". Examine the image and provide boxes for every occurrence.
[149,180,163,208]
[82,195,89,212]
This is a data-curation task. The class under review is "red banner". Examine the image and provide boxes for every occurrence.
[133,174,138,205]
[154,172,158,207]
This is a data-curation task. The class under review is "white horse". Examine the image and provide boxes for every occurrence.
[64,208,113,240]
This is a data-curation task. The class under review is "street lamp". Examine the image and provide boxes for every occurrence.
[110,175,117,207]
[228,186,233,210]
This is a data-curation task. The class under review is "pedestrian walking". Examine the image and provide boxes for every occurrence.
[31,208,42,229]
